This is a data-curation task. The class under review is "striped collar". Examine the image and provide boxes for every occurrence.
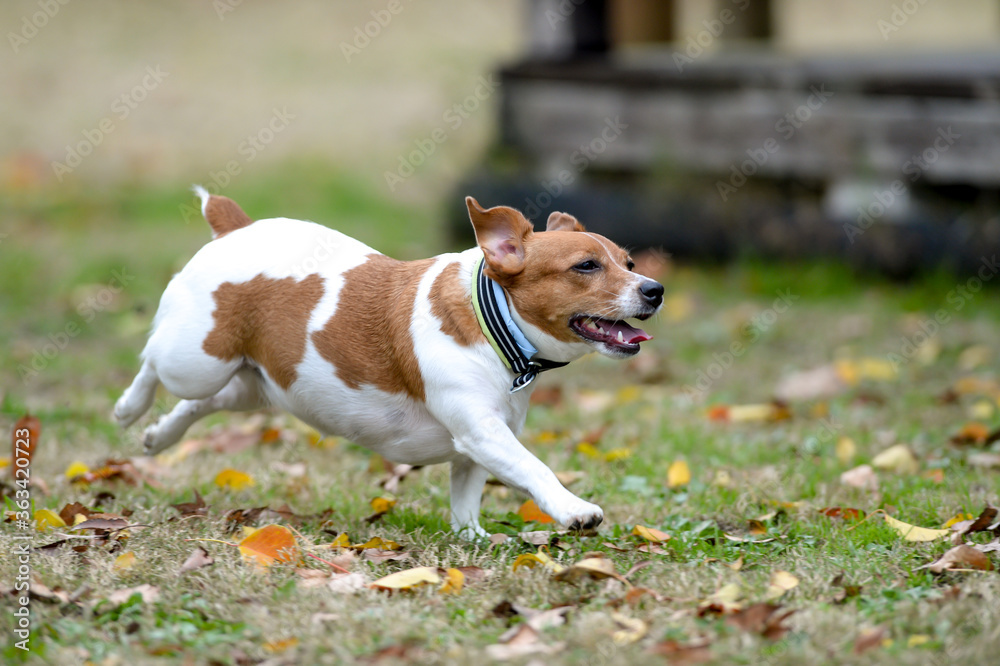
[471,255,568,393]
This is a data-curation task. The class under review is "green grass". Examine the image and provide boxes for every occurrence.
[2,170,1000,664]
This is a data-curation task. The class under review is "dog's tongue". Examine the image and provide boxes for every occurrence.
[601,319,652,344]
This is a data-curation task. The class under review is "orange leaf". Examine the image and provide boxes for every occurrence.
[517,500,554,524]
[707,405,729,421]
[819,507,864,521]
[238,524,299,568]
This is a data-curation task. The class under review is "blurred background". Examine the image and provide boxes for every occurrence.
[4,0,1000,410]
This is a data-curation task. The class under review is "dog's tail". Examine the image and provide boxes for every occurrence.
[192,185,254,239]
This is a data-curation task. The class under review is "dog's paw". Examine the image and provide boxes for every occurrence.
[142,420,173,456]
[553,499,604,531]
[453,523,491,542]
[113,395,140,428]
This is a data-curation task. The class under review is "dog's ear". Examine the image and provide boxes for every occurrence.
[545,211,586,233]
[466,197,534,279]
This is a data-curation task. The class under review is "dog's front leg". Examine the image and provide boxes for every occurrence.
[449,456,491,540]
[449,415,603,532]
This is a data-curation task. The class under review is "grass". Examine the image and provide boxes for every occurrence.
[2,168,1000,664]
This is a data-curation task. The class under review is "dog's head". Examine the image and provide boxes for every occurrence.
[466,197,662,361]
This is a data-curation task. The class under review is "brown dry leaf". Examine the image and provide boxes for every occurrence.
[840,464,879,492]
[72,517,132,532]
[238,524,299,568]
[102,584,160,607]
[519,530,555,547]
[883,515,950,542]
[554,470,586,486]
[726,603,795,640]
[819,507,865,521]
[872,444,919,475]
[179,546,214,574]
[554,556,626,584]
[764,571,799,600]
[632,525,671,543]
[975,538,1000,554]
[171,491,208,518]
[830,573,862,603]
[361,549,410,563]
[854,626,888,654]
[58,502,95,526]
[530,386,563,407]
[917,545,994,573]
[11,413,40,480]
[369,566,441,591]
[697,583,742,616]
[485,625,563,660]
[649,639,713,663]
[517,499,555,524]
[948,505,998,544]
[70,459,145,486]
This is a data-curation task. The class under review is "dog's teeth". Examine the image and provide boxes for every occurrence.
[617,330,624,343]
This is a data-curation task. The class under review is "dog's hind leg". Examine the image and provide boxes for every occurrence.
[114,359,160,428]
[449,455,491,540]
[143,369,268,456]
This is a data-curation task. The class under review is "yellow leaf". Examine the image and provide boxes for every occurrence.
[958,344,992,371]
[512,552,564,573]
[264,637,299,653]
[765,570,799,600]
[0,456,10,469]
[942,513,974,529]
[369,497,396,515]
[632,525,671,543]
[327,532,351,549]
[65,461,89,479]
[369,566,441,591]
[883,514,950,542]
[113,551,137,572]
[517,499,554,524]
[699,582,743,614]
[242,525,259,539]
[238,524,299,568]
[728,404,776,422]
[438,568,465,594]
[535,430,560,445]
[616,385,641,404]
[907,635,931,648]
[969,400,995,420]
[667,460,691,489]
[351,536,402,551]
[576,442,601,458]
[872,444,919,475]
[836,437,856,465]
[712,470,732,487]
[858,357,897,381]
[603,447,632,462]
[554,556,622,583]
[34,509,66,531]
[611,613,648,645]
[214,468,255,491]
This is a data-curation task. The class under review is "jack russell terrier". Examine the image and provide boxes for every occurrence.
[115,189,663,539]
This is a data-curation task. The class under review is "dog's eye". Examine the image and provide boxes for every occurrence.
[573,260,601,273]
[626,260,635,271]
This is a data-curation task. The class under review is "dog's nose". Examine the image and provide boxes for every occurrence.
[639,280,664,308]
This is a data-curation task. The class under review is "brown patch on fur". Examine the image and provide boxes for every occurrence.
[429,262,482,347]
[203,273,324,389]
[205,195,253,238]
[313,254,434,400]
[505,231,636,342]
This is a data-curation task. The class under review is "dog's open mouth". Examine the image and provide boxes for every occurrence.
[570,315,652,354]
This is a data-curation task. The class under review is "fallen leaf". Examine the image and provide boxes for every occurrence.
[948,505,998,544]
[517,499,554,524]
[764,570,799,600]
[171,491,208,517]
[519,530,555,546]
[65,461,89,479]
[369,566,440,591]
[238,524,299,568]
[611,612,648,645]
[775,364,847,402]
[836,437,857,465]
[840,464,879,492]
[530,386,563,407]
[11,413,39,480]
[872,444,919,475]
[328,572,367,594]
[968,452,1000,469]
[555,470,586,486]
[883,514,950,542]
[263,637,298,654]
[725,603,795,640]
[698,582,742,615]
[103,584,160,607]
[113,551,137,572]
[603,447,632,462]
[379,464,417,493]
[214,468,255,491]
[179,546,215,574]
[649,640,712,663]
[819,507,865,521]
[958,344,992,371]
[365,496,397,523]
[351,536,402,551]
[554,556,625,584]
[512,552,564,574]
[34,509,66,530]
[438,567,464,594]
[854,626,888,654]
[950,422,991,446]
[667,460,691,489]
[485,624,563,660]
[632,525,671,543]
[918,545,993,573]
[58,502,95,525]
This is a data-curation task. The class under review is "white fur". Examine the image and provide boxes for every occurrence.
[116,216,615,539]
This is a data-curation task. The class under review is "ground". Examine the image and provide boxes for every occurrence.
[2,170,1000,665]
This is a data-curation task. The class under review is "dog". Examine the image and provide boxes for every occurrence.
[115,188,663,539]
